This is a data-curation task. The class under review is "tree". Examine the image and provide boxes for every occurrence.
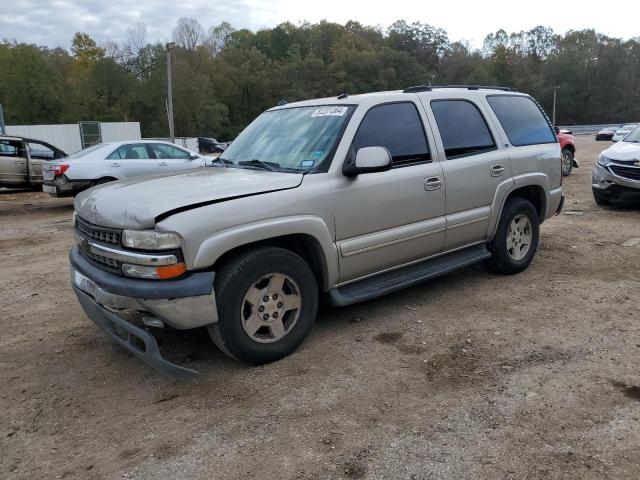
[71,32,104,64]
[173,18,205,51]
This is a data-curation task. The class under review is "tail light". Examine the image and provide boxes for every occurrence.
[53,164,69,177]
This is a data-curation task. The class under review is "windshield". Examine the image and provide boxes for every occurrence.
[220,105,354,172]
[66,143,105,159]
[623,125,640,142]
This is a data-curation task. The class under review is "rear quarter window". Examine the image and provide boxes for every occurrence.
[486,95,556,146]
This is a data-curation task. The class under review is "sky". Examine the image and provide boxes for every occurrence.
[0,0,637,50]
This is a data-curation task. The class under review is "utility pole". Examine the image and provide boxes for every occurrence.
[0,104,6,135]
[166,42,176,144]
[552,85,558,126]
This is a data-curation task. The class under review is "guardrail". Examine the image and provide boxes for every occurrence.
[557,124,625,135]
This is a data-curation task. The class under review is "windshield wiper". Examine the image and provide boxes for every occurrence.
[211,156,233,167]
[237,159,280,171]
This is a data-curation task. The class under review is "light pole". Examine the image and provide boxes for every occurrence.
[552,85,558,126]
[166,42,176,144]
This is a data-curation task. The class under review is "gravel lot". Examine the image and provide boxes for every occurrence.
[1,136,639,479]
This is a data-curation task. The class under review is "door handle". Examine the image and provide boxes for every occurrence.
[158,162,169,166]
[490,164,505,177]
[424,177,442,191]
[15,160,26,165]
[110,162,120,167]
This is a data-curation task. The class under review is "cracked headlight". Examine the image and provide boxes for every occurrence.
[122,230,181,250]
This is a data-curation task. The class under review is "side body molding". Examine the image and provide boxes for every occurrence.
[192,215,339,290]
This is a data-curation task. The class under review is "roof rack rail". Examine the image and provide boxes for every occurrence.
[337,92,348,99]
[403,84,517,93]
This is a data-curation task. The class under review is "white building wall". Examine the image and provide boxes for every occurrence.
[5,124,82,153]
[100,122,141,143]
[5,122,141,154]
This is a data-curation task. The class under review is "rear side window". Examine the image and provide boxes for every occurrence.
[352,102,430,167]
[430,100,496,159]
[487,95,556,146]
[107,144,152,160]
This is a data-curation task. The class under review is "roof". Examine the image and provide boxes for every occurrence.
[0,135,25,142]
[271,85,522,110]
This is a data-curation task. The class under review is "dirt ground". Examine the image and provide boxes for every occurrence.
[1,136,639,479]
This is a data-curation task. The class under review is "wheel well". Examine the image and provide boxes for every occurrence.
[94,177,117,185]
[211,234,327,290]
[504,185,546,222]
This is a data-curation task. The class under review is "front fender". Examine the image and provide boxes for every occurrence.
[192,215,339,290]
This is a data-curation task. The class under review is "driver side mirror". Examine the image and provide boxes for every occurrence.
[553,126,560,135]
[189,153,199,160]
[343,146,392,177]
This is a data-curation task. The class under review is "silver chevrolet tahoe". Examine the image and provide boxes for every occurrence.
[70,85,564,378]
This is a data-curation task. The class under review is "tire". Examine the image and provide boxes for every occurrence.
[561,149,573,176]
[487,197,540,275]
[208,246,319,364]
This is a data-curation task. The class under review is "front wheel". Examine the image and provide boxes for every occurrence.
[487,198,540,275]
[561,149,574,176]
[208,247,319,364]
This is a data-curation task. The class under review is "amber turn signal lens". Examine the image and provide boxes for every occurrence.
[155,262,187,279]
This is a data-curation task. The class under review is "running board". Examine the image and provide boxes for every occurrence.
[328,245,492,307]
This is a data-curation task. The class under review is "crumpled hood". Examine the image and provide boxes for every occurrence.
[603,141,640,161]
[75,167,303,229]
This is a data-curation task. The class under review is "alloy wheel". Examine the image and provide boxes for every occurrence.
[240,273,302,343]
[507,214,533,261]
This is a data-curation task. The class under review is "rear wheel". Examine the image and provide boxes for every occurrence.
[208,247,319,364]
[487,198,540,275]
[561,148,573,176]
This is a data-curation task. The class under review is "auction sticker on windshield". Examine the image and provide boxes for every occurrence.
[311,106,348,117]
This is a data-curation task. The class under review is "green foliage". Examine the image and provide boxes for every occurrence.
[1,21,639,140]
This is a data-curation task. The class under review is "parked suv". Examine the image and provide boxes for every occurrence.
[593,124,640,205]
[0,135,67,188]
[70,86,564,377]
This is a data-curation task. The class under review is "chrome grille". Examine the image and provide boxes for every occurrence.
[609,165,640,182]
[84,250,121,270]
[76,216,121,245]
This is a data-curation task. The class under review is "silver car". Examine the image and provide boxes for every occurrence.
[70,86,564,377]
[42,140,212,197]
[593,124,640,205]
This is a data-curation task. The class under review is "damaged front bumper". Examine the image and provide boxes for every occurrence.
[70,246,217,378]
[592,164,640,204]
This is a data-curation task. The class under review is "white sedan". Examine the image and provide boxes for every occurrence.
[42,140,215,197]
[612,124,639,142]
